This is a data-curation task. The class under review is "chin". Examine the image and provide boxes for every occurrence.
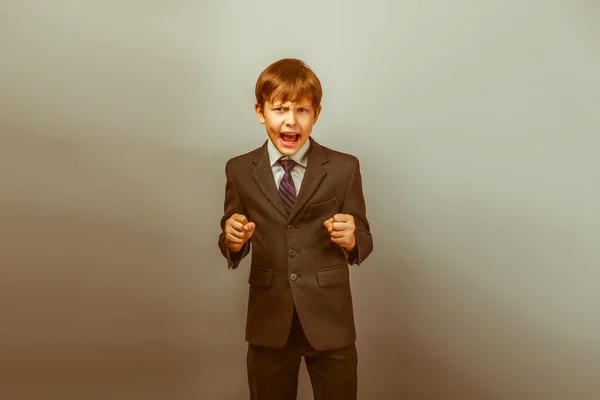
[274,136,306,156]
[278,147,299,156]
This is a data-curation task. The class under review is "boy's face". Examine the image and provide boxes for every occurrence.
[255,97,322,157]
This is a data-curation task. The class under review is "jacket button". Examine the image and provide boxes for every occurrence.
[288,248,296,257]
[290,273,298,281]
[287,225,295,233]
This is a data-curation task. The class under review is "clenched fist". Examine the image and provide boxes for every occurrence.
[324,213,356,252]
[225,213,256,252]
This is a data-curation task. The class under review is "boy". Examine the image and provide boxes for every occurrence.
[218,58,373,400]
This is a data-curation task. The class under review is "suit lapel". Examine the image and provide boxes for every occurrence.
[252,141,289,219]
[289,137,328,221]
[252,137,329,221]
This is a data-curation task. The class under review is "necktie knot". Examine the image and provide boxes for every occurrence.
[279,157,295,172]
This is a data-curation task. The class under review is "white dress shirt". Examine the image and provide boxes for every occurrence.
[267,138,310,194]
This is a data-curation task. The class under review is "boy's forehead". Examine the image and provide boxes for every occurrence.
[269,97,313,107]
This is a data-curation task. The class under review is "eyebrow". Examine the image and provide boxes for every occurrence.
[271,104,312,108]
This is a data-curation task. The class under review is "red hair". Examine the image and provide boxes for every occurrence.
[255,58,322,113]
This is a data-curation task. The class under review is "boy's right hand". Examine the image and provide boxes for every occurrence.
[225,213,256,252]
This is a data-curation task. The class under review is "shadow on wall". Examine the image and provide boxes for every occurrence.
[351,251,494,400]
[1,208,198,400]
[353,201,599,399]
[0,132,252,399]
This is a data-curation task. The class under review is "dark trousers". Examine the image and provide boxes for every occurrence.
[247,310,358,400]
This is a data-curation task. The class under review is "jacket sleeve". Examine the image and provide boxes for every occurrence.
[218,162,251,269]
[340,157,373,266]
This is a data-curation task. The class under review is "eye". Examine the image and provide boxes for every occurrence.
[298,108,308,112]
[274,108,284,112]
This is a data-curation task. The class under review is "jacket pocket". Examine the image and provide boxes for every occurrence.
[317,265,349,288]
[306,197,338,217]
[248,268,272,288]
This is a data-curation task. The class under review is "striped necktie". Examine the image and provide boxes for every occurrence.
[278,157,296,215]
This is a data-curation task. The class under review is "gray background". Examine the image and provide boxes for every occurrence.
[1,1,599,399]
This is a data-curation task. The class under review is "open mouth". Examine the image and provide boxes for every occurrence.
[279,132,300,146]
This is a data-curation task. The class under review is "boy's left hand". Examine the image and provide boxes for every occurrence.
[324,214,356,252]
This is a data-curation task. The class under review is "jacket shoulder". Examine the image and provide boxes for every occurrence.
[224,143,266,173]
[319,143,360,169]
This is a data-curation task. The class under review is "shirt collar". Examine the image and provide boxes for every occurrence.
[267,137,310,168]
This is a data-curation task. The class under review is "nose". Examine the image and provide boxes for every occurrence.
[284,110,297,126]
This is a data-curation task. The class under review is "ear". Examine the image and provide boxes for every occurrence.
[255,103,266,124]
[313,104,323,124]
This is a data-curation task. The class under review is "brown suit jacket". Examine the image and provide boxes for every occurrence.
[218,137,373,351]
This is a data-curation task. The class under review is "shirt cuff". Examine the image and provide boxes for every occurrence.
[225,241,250,269]
[343,246,360,265]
